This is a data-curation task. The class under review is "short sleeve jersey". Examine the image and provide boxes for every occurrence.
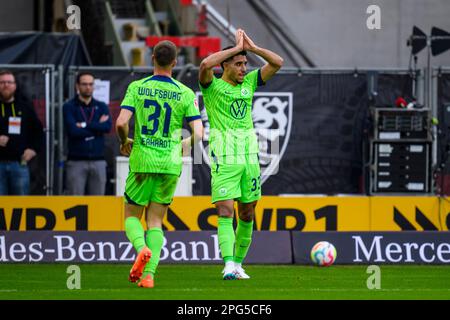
[199,69,264,157]
[120,75,201,175]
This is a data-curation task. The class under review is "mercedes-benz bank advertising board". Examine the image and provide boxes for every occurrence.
[1,231,450,264]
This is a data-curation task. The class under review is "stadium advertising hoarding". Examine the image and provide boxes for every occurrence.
[0,197,123,231]
[0,196,449,231]
[292,232,450,265]
[1,231,449,265]
[370,197,442,231]
[0,231,291,264]
[167,196,371,231]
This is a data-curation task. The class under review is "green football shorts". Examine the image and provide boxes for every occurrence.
[124,172,179,206]
[210,153,261,203]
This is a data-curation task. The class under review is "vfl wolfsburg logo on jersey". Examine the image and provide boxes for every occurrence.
[230,99,248,119]
[196,92,293,185]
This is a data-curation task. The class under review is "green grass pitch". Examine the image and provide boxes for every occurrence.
[0,264,449,300]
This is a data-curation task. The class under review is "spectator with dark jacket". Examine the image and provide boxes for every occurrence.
[0,70,44,195]
[63,72,112,195]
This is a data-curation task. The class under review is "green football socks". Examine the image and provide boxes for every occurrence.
[143,227,164,278]
[234,219,254,264]
[125,217,146,253]
[218,217,235,263]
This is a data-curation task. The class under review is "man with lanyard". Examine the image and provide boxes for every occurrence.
[63,72,112,195]
[0,70,44,195]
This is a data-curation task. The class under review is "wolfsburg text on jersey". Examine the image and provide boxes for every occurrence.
[138,87,182,101]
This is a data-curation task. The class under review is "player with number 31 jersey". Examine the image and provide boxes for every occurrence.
[116,40,203,289]
[121,75,201,175]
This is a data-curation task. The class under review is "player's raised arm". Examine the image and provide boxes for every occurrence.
[243,31,284,83]
[115,108,134,156]
[199,29,245,86]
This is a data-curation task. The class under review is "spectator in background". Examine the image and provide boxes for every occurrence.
[0,70,44,195]
[63,72,112,195]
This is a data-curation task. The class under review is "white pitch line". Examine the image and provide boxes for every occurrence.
[3,288,450,294]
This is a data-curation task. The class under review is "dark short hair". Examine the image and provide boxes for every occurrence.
[76,72,95,84]
[154,40,177,67]
[0,70,14,77]
[220,46,247,69]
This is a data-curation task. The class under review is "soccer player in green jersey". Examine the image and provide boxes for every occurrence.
[116,40,203,288]
[199,29,283,280]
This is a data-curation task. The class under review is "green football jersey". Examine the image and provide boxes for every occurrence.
[120,75,201,175]
[200,69,263,156]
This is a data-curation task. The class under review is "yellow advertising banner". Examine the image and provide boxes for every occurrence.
[167,196,370,231]
[438,198,450,231]
[0,196,370,231]
[0,196,123,231]
[1,196,449,231]
[370,197,443,231]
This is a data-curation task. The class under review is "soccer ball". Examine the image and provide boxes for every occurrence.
[310,241,337,266]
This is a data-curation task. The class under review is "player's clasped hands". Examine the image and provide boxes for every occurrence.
[235,28,257,52]
[235,28,244,49]
[243,31,257,51]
